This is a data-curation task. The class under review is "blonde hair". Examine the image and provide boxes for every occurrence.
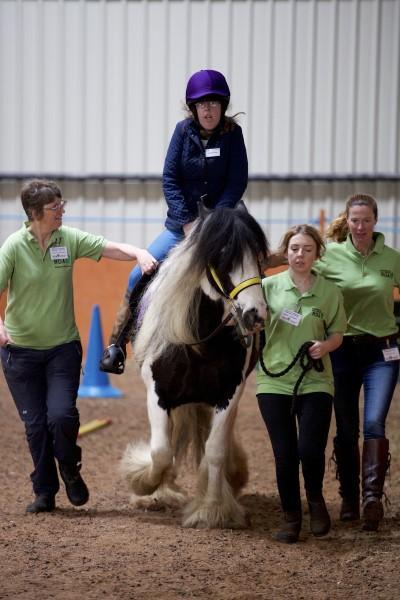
[278,224,325,259]
[326,193,378,242]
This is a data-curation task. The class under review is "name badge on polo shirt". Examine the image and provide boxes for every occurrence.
[382,347,400,362]
[205,148,220,158]
[50,246,69,261]
[280,308,302,326]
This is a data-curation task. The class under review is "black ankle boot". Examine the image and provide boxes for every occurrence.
[275,510,302,544]
[340,497,360,521]
[307,495,331,537]
[59,463,89,507]
[26,494,55,514]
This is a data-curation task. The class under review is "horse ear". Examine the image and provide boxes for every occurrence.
[235,200,248,213]
[197,199,213,219]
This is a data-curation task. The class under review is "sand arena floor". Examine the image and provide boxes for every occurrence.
[1,358,400,600]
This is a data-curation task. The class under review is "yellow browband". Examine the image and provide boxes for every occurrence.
[209,266,262,299]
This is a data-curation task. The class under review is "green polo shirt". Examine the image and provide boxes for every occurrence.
[256,271,347,396]
[315,232,400,337]
[0,223,106,349]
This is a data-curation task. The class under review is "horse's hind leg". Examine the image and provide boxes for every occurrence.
[120,363,186,508]
[182,386,248,529]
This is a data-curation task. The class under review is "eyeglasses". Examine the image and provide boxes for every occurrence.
[195,100,221,110]
[44,200,67,212]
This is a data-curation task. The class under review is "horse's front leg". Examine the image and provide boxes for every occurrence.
[182,381,248,529]
[120,361,186,508]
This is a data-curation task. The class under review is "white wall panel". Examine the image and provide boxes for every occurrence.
[125,1,148,173]
[248,0,273,173]
[334,0,357,172]
[378,0,400,173]
[0,0,20,172]
[313,0,336,173]
[1,0,399,178]
[292,1,314,174]
[64,1,86,173]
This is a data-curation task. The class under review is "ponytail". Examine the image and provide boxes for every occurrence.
[325,212,348,243]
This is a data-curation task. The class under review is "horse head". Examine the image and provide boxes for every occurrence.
[133,204,269,363]
[190,205,269,340]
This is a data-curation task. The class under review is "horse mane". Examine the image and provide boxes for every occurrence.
[133,206,269,365]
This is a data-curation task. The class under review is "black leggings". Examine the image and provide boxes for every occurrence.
[257,392,332,512]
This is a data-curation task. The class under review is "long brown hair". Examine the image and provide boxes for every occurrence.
[326,193,378,242]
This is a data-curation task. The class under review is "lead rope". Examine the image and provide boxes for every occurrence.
[258,330,324,414]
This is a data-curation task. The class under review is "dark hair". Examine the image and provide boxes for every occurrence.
[278,224,325,259]
[21,179,62,221]
[326,193,378,242]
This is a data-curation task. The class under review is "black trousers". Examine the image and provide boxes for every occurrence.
[257,392,332,512]
[1,341,82,496]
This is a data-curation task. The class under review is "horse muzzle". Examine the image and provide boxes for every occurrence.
[242,307,266,333]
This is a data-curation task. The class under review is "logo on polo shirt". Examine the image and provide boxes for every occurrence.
[380,269,393,279]
[312,308,323,319]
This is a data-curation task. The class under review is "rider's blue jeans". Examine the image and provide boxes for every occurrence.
[330,336,399,442]
[127,228,184,293]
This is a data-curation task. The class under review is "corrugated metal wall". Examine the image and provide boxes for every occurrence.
[1,0,399,248]
[2,179,400,250]
[1,0,399,177]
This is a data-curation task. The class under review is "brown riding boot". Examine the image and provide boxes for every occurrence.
[276,510,302,544]
[362,438,390,532]
[306,494,331,537]
[109,293,130,346]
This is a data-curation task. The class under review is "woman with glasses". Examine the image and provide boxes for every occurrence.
[104,69,248,370]
[0,179,157,514]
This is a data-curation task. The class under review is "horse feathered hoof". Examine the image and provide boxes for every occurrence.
[182,497,248,529]
[99,344,126,374]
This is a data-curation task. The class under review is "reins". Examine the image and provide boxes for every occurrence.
[187,313,234,346]
[258,329,324,414]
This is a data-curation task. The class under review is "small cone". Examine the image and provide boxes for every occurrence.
[78,305,123,398]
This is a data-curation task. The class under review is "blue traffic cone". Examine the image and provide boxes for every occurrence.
[78,304,123,398]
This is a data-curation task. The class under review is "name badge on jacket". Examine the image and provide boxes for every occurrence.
[205,148,221,158]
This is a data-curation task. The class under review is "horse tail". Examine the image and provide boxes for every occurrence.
[170,404,212,467]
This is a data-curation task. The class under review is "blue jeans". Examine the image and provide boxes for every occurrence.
[257,392,333,512]
[331,336,399,442]
[127,228,184,293]
[1,341,83,496]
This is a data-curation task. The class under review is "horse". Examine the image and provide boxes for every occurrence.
[120,204,269,529]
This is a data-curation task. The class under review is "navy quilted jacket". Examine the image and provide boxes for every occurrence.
[162,118,248,232]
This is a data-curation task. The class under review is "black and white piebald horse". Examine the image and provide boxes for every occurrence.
[120,204,269,528]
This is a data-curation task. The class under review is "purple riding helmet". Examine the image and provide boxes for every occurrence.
[185,69,231,105]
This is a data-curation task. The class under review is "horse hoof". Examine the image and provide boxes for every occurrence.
[182,502,248,529]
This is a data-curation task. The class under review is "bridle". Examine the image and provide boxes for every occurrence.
[189,264,263,348]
